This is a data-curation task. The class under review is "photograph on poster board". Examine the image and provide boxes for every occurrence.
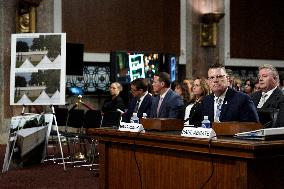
[10,33,66,105]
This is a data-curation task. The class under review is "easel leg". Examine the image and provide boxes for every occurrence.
[51,105,66,171]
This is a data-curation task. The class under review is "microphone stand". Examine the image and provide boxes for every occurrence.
[69,95,95,111]
[68,95,95,161]
[78,95,94,110]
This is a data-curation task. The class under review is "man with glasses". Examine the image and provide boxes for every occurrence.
[198,63,259,124]
[250,64,284,127]
[122,78,152,122]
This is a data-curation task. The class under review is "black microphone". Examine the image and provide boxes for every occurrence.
[116,109,125,114]
[258,108,279,128]
[262,121,272,129]
[271,108,279,128]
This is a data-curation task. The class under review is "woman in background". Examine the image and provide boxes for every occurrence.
[172,81,191,118]
[233,77,242,91]
[184,77,209,126]
[101,82,125,113]
[243,78,255,95]
[173,81,191,105]
[253,80,261,93]
[183,78,194,101]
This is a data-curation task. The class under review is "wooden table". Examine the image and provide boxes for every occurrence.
[90,128,284,189]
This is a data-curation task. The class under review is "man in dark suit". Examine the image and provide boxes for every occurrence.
[122,78,152,122]
[150,72,184,118]
[201,64,259,123]
[250,64,284,127]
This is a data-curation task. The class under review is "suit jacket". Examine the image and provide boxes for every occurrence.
[250,87,284,127]
[201,87,259,123]
[150,89,184,118]
[122,94,152,122]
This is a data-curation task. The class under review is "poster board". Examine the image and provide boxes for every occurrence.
[10,33,66,105]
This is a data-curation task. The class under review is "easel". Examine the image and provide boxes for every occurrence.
[46,105,66,170]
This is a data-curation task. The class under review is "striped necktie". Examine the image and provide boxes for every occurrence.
[257,93,268,108]
[157,97,164,116]
[134,99,141,113]
[214,97,222,122]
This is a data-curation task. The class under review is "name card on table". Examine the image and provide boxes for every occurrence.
[119,122,145,133]
[181,126,216,139]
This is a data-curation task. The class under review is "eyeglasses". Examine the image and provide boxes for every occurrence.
[207,75,226,81]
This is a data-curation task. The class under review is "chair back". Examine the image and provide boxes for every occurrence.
[101,111,121,127]
[67,109,85,128]
[257,108,279,128]
[84,110,102,129]
[54,107,68,126]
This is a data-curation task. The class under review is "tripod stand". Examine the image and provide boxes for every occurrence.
[44,105,66,170]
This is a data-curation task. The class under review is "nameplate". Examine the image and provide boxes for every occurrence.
[119,122,145,133]
[181,126,216,139]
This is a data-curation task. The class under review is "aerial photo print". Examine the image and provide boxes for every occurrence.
[10,33,66,105]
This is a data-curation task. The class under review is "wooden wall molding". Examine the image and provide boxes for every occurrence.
[62,0,180,54]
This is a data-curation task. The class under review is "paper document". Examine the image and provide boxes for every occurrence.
[235,127,284,137]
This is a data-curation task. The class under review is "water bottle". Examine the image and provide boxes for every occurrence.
[130,113,139,123]
[201,116,211,128]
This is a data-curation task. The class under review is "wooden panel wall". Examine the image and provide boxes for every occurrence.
[230,0,284,60]
[62,0,180,54]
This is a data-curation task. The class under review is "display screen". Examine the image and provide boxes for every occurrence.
[170,56,177,82]
[129,54,145,81]
[111,51,164,83]
[144,53,160,78]
[66,43,84,76]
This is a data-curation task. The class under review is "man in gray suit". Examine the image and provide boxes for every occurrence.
[150,72,184,118]
[251,64,284,127]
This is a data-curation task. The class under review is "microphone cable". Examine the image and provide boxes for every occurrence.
[132,128,145,189]
[199,135,217,189]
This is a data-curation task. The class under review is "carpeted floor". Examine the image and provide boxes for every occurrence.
[0,145,99,189]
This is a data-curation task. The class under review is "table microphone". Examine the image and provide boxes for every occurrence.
[184,117,190,123]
